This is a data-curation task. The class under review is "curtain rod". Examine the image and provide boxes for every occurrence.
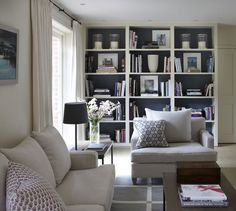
[49,0,82,25]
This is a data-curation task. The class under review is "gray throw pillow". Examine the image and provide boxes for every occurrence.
[134,120,168,148]
[6,162,66,211]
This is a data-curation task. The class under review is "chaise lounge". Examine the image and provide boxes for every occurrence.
[131,109,217,184]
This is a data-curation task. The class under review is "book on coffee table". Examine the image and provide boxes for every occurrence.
[178,184,229,207]
[86,143,107,151]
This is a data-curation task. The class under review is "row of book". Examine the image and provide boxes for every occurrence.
[175,82,183,96]
[130,54,142,73]
[114,81,126,96]
[129,30,138,49]
[115,129,126,143]
[129,78,139,96]
[160,80,171,96]
[129,101,140,119]
[178,184,228,207]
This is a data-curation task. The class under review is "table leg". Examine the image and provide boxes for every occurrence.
[111,145,113,164]
[102,157,104,165]
[163,188,165,211]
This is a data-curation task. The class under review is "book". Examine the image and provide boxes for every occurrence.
[180,184,227,201]
[178,189,229,208]
[87,143,107,151]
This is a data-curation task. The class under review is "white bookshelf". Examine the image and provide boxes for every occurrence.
[84,23,218,146]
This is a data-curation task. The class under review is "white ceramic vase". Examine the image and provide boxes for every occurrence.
[148,55,159,72]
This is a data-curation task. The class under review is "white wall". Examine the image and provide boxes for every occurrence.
[0,0,32,147]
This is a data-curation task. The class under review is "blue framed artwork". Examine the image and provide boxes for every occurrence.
[0,24,18,84]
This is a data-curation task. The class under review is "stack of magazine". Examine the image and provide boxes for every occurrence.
[178,184,229,207]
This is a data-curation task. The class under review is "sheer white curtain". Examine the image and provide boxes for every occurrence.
[31,0,52,131]
[62,21,85,147]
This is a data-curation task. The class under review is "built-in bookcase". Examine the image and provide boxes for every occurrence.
[84,24,218,146]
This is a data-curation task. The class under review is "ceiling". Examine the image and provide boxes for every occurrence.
[57,0,236,24]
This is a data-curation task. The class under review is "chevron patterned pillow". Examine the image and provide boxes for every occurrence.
[134,120,168,148]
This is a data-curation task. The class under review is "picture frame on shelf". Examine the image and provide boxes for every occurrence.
[98,53,118,69]
[140,75,159,95]
[152,30,170,48]
[183,53,201,72]
[0,24,18,85]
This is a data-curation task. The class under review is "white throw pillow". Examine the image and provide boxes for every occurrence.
[145,108,192,142]
[6,162,66,211]
[32,126,71,185]
[0,137,56,187]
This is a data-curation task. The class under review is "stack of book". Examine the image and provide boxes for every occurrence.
[96,65,117,73]
[115,129,126,143]
[101,114,114,121]
[100,134,112,142]
[130,54,142,73]
[186,89,202,96]
[178,184,228,207]
[93,89,111,97]
[129,30,138,49]
[114,80,126,96]
[141,41,159,49]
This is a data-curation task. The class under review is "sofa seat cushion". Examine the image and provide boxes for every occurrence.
[56,164,115,210]
[67,205,105,211]
[32,126,71,185]
[131,142,217,163]
[0,137,56,187]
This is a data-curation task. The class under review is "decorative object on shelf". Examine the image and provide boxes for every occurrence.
[109,33,120,49]
[140,75,159,95]
[0,24,18,85]
[129,30,138,49]
[152,30,170,48]
[205,83,214,96]
[181,33,191,49]
[147,54,159,72]
[97,53,118,73]
[183,53,201,72]
[93,34,103,49]
[63,102,88,150]
[197,34,207,49]
[87,98,120,143]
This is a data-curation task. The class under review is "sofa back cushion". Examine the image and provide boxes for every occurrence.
[6,162,66,211]
[191,117,206,142]
[32,126,71,185]
[0,137,56,187]
[0,153,8,211]
[145,108,192,142]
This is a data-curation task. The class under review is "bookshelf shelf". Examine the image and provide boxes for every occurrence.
[129,48,171,51]
[84,24,218,146]
[85,48,126,52]
[129,72,171,75]
[85,73,126,75]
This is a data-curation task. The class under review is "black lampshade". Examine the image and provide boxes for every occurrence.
[63,102,88,124]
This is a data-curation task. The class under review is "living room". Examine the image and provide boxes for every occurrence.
[0,0,236,211]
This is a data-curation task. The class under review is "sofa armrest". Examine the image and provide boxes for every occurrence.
[70,151,98,170]
[200,129,214,149]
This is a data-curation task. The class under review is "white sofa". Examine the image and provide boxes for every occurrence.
[0,126,115,211]
[131,115,217,184]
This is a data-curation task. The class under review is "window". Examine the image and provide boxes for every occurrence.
[52,30,63,134]
[52,21,73,142]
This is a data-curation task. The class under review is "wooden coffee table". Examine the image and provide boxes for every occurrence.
[163,172,236,211]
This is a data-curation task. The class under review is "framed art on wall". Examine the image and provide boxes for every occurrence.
[152,30,170,48]
[183,53,201,72]
[140,75,159,95]
[0,24,18,84]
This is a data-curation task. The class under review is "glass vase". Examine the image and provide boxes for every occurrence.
[89,121,100,143]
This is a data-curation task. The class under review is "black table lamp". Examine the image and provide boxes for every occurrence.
[63,102,88,150]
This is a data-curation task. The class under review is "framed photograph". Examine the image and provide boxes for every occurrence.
[0,24,18,84]
[183,53,201,72]
[152,30,170,48]
[140,76,158,94]
[98,53,118,69]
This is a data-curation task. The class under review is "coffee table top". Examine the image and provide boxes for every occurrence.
[163,173,236,211]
